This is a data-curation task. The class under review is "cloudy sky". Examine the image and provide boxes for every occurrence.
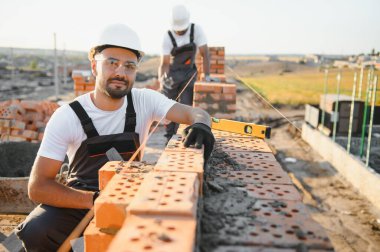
[0,0,378,55]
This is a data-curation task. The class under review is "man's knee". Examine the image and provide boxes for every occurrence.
[15,205,87,251]
[16,215,59,251]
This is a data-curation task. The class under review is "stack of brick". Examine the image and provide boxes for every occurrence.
[195,46,226,82]
[0,100,59,142]
[83,124,332,251]
[84,138,203,252]
[193,82,236,119]
[72,70,95,97]
[199,125,333,251]
[193,47,236,119]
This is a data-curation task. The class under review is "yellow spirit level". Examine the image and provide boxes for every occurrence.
[211,117,271,139]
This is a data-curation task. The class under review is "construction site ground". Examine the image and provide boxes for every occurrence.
[1,77,380,251]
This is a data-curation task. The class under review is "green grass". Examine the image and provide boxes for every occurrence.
[242,69,380,105]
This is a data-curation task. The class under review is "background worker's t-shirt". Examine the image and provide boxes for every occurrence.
[38,88,176,163]
[162,23,207,55]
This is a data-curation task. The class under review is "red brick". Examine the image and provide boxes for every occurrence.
[20,100,42,112]
[0,119,11,128]
[0,134,26,142]
[154,151,204,193]
[248,184,303,201]
[215,138,272,153]
[106,215,196,252]
[95,173,146,228]
[84,219,115,252]
[164,134,204,154]
[194,83,223,93]
[99,161,153,190]
[222,84,236,94]
[218,170,293,185]
[74,83,86,91]
[226,104,236,111]
[10,120,26,130]
[210,93,222,102]
[210,64,225,70]
[193,93,207,101]
[128,172,199,217]
[222,94,236,102]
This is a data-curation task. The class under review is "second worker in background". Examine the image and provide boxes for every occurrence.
[159,4,211,142]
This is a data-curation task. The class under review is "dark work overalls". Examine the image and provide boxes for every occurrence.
[162,23,198,140]
[16,92,140,252]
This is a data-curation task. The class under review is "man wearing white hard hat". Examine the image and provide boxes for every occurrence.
[16,24,215,251]
[159,4,211,142]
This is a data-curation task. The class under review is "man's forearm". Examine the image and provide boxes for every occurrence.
[158,64,170,79]
[29,179,94,209]
[191,107,211,127]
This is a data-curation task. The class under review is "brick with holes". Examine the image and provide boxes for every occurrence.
[210,215,333,249]
[242,183,302,201]
[98,161,154,190]
[218,170,293,185]
[215,138,272,153]
[127,172,199,217]
[84,219,115,252]
[95,173,146,228]
[154,150,204,194]
[164,134,204,154]
[106,215,196,252]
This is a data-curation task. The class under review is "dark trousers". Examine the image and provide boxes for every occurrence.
[162,72,196,141]
[15,204,88,252]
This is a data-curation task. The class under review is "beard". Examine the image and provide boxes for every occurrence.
[104,77,133,99]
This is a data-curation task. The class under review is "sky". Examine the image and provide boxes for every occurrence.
[0,0,379,55]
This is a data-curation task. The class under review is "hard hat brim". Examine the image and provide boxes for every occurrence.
[172,22,190,32]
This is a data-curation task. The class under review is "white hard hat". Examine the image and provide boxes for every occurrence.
[89,24,144,61]
[171,5,190,31]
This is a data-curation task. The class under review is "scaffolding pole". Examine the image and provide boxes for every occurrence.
[357,65,364,99]
[321,68,329,130]
[366,75,377,167]
[332,70,341,142]
[54,33,59,99]
[360,68,374,158]
[347,72,357,153]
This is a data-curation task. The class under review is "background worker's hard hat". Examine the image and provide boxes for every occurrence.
[171,5,190,31]
[89,24,145,61]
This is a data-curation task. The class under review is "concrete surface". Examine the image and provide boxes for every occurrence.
[302,123,380,210]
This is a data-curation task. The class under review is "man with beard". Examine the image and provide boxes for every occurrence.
[16,24,215,251]
[159,4,211,143]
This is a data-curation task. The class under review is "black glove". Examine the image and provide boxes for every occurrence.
[182,123,215,163]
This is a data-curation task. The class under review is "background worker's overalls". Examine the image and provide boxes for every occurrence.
[16,92,140,251]
[162,23,198,140]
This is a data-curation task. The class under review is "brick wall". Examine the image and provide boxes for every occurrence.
[72,71,95,97]
[83,125,333,251]
[193,82,236,119]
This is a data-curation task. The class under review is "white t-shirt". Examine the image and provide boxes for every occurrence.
[162,23,207,56]
[38,88,176,163]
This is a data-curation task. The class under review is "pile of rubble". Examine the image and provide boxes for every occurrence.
[0,99,59,142]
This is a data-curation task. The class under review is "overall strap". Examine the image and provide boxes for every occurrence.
[190,23,195,43]
[69,101,99,138]
[124,91,136,132]
[168,31,178,48]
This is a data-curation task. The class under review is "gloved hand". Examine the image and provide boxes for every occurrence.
[182,123,215,163]
[205,74,211,82]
